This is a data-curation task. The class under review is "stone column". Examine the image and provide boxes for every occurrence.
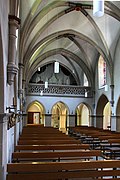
[19,114,23,134]
[7,15,20,85]
[111,115,116,131]
[95,115,103,128]
[0,113,9,180]
[22,114,27,127]
[116,116,120,132]
[14,115,18,147]
[68,114,75,127]
[110,85,114,107]
[18,63,24,99]
[44,114,51,127]
[89,115,96,127]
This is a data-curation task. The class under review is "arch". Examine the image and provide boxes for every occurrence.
[0,26,4,113]
[51,101,69,133]
[23,29,113,88]
[75,102,91,126]
[20,2,113,75]
[116,97,120,132]
[103,102,111,129]
[96,94,109,128]
[25,48,94,87]
[27,100,45,124]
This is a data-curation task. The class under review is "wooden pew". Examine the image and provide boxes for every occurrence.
[102,139,120,159]
[20,133,66,137]
[22,128,62,134]
[12,150,101,162]
[19,136,73,140]
[18,139,80,145]
[7,160,120,180]
[15,144,90,151]
[108,139,120,144]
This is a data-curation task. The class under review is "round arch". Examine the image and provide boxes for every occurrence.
[75,102,91,126]
[51,101,69,133]
[27,100,45,124]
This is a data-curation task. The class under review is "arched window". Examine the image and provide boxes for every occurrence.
[98,56,106,89]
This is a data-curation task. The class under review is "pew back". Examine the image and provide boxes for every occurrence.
[7,160,120,180]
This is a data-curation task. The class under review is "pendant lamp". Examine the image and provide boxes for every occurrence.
[54,61,59,73]
[40,90,43,96]
[38,67,40,72]
[85,91,88,97]
[45,81,48,89]
[105,84,108,91]
[93,0,104,17]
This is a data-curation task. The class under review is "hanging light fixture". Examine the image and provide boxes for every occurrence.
[93,0,104,17]
[45,81,48,89]
[85,89,88,97]
[40,90,43,96]
[38,67,40,72]
[85,91,88,97]
[105,84,108,91]
[54,61,59,73]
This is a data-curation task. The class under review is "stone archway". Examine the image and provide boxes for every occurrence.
[51,101,69,133]
[103,102,111,129]
[75,103,91,126]
[27,101,45,124]
[96,94,110,129]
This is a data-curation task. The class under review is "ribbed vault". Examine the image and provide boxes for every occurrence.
[19,0,120,89]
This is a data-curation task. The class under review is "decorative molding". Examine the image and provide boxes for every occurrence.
[7,63,18,85]
[8,15,21,25]
[27,83,93,97]
[90,115,104,118]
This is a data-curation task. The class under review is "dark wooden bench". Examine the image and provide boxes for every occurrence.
[19,136,73,140]
[20,133,66,137]
[7,160,120,180]
[22,128,62,134]
[12,150,101,162]
[18,139,81,145]
[108,139,120,144]
[15,144,90,151]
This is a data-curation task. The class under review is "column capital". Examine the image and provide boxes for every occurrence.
[7,63,18,85]
[8,14,20,25]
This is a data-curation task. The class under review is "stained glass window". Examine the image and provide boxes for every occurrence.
[98,56,106,88]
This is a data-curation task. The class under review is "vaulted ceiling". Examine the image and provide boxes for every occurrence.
[19,0,120,88]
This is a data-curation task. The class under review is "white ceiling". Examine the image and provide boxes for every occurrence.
[19,0,120,87]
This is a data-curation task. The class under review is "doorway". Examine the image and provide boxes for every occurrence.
[27,101,45,124]
[96,94,111,129]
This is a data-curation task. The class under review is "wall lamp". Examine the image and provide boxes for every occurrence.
[6,106,16,113]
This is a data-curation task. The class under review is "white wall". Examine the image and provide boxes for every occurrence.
[114,37,120,112]
[26,95,93,115]
[7,127,14,163]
